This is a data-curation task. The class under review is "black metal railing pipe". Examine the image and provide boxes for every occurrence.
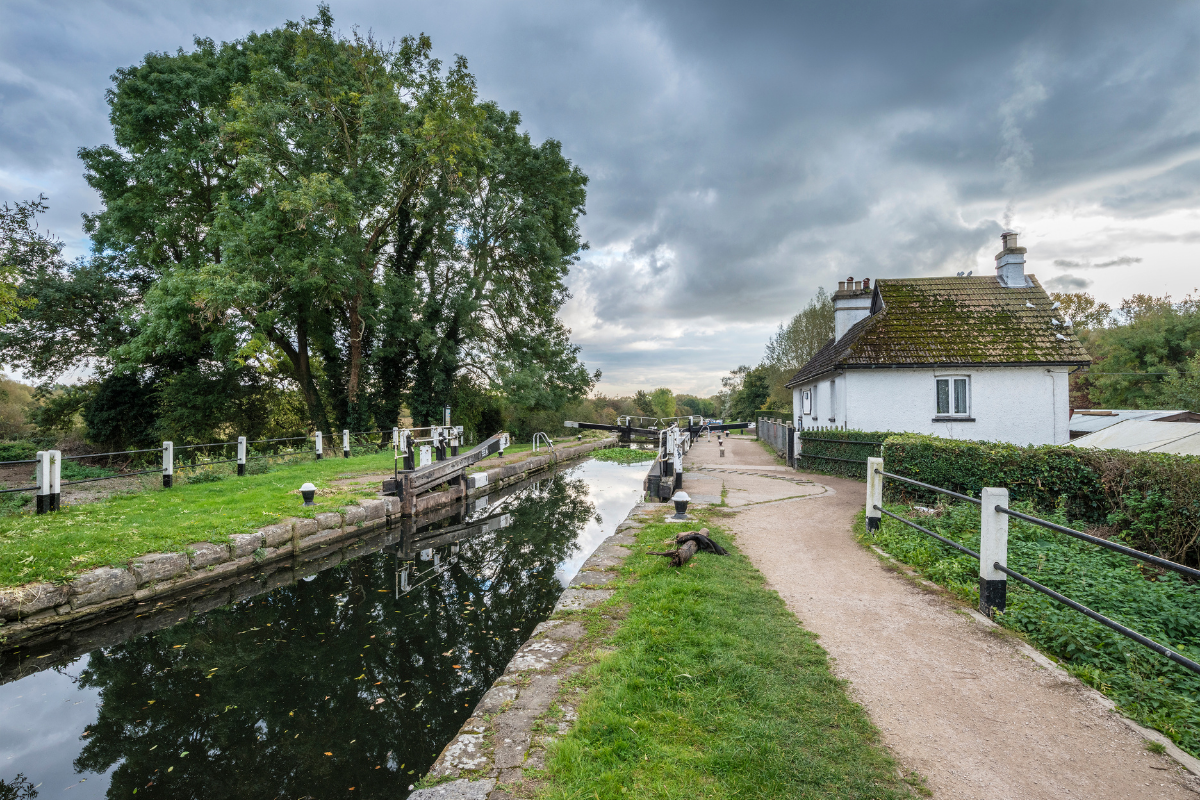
[799,437,885,446]
[0,485,38,494]
[995,563,1200,676]
[62,447,164,460]
[799,453,868,465]
[995,506,1200,580]
[875,506,981,559]
[62,468,164,486]
[879,470,982,506]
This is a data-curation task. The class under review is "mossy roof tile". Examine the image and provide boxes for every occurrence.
[786,275,1091,387]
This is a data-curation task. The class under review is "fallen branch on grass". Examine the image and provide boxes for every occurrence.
[649,528,729,566]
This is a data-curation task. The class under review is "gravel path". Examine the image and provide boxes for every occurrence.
[684,435,1199,799]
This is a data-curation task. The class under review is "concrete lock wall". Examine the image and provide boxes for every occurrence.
[795,366,1071,445]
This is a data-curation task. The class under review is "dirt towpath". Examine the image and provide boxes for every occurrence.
[683,435,1198,799]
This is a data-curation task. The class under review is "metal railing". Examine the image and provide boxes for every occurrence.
[865,457,1200,677]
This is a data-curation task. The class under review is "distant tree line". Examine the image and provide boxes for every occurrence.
[0,7,597,449]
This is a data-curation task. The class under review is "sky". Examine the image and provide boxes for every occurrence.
[3,1,1200,396]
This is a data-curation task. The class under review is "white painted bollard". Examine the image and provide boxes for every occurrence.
[979,487,1009,618]
[49,450,60,511]
[866,457,883,531]
[35,450,49,514]
[237,436,247,476]
[162,441,174,488]
[315,431,323,460]
[342,429,350,459]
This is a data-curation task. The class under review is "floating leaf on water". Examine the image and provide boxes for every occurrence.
[355,674,365,680]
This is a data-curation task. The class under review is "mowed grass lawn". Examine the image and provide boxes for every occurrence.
[0,451,401,588]
[540,511,918,799]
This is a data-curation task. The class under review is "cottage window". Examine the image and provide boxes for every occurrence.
[935,377,970,417]
[802,390,812,416]
[828,379,836,422]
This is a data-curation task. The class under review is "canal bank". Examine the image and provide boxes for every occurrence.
[0,437,616,644]
[415,487,914,799]
[0,456,647,799]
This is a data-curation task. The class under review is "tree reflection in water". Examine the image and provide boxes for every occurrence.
[67,473,594,799]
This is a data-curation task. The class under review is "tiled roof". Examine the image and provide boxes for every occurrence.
[786,275,1091,387]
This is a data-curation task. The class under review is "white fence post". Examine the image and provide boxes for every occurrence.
[315,431,323,460]
[342,429,350,459]
[866,456,883,531]
[50,450,61,511]
[35,450,49,514]
[237,436,247,476]
[162,441,173,488]
[980,487,1009,619]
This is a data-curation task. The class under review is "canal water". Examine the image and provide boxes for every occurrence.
[0,458,646,799]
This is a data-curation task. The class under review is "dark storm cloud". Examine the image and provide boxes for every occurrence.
[1053,256,1143,270]
[4,1,1200,392]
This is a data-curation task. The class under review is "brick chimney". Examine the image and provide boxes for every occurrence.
[995,231,1030,288]
[833,277,872,341]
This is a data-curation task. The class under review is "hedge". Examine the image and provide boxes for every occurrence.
[882,434,1200,568]
[796,429,890,480]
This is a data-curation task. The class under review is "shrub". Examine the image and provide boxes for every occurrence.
[882,434,1200,567]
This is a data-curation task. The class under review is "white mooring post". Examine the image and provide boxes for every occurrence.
[162,441,174,488]
[315,431,323,460]
[237,436,247,476]
[49,450,61,511]
[979,487,1009,619]
[35,450,49,514]
[342,429,350,459]
[865,456,883,531]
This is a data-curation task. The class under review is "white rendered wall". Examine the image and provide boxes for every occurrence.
[793,367,1072,444]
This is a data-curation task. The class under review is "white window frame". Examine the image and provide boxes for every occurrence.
[934,375,971,418]
[802,389,812,416]
[828,378,837,422]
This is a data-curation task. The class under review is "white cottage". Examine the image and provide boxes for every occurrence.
[786,232,1091,446]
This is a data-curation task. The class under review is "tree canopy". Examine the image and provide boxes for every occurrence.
[1,8,595,445]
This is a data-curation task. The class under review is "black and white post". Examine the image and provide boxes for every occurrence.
[342,429,350,459]
[979,487,1009,618]
[237,436,247,476]
[315,431,323,460]
[49,450,60,511]
[35,450,50,514]
[865,456,883,531]
[162,441,173,488]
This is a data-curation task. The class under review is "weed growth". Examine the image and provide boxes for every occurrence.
[860,501,1200,757]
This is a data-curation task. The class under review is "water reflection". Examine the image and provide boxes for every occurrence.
[0,459,646,799]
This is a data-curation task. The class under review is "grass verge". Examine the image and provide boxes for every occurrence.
[539,509,919,799]
[857,500,1200,759]
[0,451,398,587]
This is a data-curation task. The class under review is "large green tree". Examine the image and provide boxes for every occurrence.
[2,7,594,445]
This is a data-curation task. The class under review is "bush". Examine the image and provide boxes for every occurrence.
[796,429,891,480]
[882,434,1200,567]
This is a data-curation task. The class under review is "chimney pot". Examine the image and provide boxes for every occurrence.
[863,278,870,290]
[995,231,1028,288]
[838,281,846,291]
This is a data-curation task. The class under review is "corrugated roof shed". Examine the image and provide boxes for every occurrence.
[1069,409,1186,435]
[787,276,1091,387]
[1070,419,1200,455]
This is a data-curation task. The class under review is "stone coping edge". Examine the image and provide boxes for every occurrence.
[410,501,653,800]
